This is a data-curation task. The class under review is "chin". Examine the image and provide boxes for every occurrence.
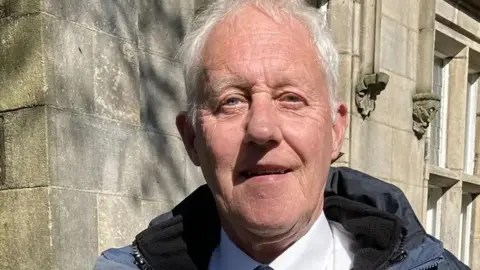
[242,209,301,236]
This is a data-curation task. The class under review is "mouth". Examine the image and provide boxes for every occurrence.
[239,166,293,179]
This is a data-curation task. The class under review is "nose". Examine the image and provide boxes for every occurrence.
[243,98,282,146]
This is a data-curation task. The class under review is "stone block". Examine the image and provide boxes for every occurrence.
[139,52,186,135]
[406,29,418,81]
[440,185,462,255]
[0,14,46,111]
[0,188,52,270]
[435,0,457,24]
[1,107,49,189]
[44,0,138,41]
[97,194,144,252]
[43,17,95,114]
[370,69,415,131]
[328,0,353,53]
[138,0,195,58]
[446,54,468,171]
[126,131,187,203]
[350,115,393,180]
[336,53,352,108]
[97,194,175,252]
[380,16,408,77]
[51,188,98,270]
[93,33,140,125]
[472,237,480,269]
[51,108,187,200]
[381,0,419,31]
[391,130,424,185]
[457,11,480,38]
[50,109,129,191]
[0,0,42,18]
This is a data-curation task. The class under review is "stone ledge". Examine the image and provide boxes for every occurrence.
[428,165,461,187]
[462,174,480,193]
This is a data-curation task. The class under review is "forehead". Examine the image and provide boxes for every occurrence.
[201,5,321,82]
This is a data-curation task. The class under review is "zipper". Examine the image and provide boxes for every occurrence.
[132,242,154,270]
[411,256,444,270]
[382,226,409,269]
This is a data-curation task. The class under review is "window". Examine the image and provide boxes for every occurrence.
[430,57,449,167]
[426,186,444,238]
[465,74,479,175]
[458,193,474,266]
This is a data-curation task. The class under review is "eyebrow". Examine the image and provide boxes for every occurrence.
[208,76,251,94]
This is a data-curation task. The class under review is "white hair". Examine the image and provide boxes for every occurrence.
[178,0,339,124]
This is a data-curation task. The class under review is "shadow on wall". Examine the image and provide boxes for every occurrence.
[87,0,210,204]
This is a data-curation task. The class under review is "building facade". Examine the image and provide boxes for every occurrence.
[0,0,479,269]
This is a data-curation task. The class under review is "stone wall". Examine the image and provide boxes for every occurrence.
[0,1,204,269]
[2,0,480,269]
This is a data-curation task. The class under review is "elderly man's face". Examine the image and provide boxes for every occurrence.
[177,5,346,237]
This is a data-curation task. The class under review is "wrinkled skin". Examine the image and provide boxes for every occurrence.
[176,4,347,263]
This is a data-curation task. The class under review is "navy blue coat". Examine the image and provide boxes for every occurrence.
[94,167,469,270]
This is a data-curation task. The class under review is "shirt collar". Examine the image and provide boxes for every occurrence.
[214,211,334,270]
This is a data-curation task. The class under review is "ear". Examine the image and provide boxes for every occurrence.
[176,112,200,166]
[331,102,348,161]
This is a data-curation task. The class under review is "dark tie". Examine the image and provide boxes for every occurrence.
[254,265,274,270]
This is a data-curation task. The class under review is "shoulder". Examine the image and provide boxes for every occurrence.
[437,249,470,270]
[93,246,139,270]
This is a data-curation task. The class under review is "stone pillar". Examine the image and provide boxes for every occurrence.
[472,199,480,269]
[439,183,463,256]
[0,1,204,269]
[435,47,470,257]
[327,0,354,167]
[446,47,469,172]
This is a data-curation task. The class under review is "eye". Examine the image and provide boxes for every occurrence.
[223,97,241,106]
[279,93,304,103]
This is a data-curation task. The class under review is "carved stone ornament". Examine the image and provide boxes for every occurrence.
[412,92,441,139]
[355,72,390,118]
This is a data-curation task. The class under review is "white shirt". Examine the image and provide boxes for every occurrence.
[208,212,357,270]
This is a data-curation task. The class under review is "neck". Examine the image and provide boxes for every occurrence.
[220,206,322,264]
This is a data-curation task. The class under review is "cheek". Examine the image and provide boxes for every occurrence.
[282,117,333,163]
[199,119,244,172]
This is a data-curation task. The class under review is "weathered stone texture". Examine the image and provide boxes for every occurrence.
[51,188,98,270]
[0,0,42,18]
[446,52,468,171]
[139,52,186,135]
[440,185,463,256]
[381,0,418,31]
[43,16,95,114]
[391,129,424,185]
[93,33,140,125]
[139,0,195,58]
[50,109,189,202]
[328,0,353,54]
[0,188,52,270]
[336,53,352,109]
[0,14,45,111]
[369,69,415,131]
[406,29,418,81]
[380,16,409,77]
[1,107,49,189]
[350,115,393,180]
[44,0,138,41]
[97,194,174,252]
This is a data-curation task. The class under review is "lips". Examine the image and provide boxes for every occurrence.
[240,165,292,178]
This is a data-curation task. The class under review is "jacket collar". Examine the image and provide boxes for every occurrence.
[132,167,441,270]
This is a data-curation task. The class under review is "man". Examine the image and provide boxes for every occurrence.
[95,0,468,269]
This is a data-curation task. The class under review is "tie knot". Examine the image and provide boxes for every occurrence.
[254,265,274,270]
